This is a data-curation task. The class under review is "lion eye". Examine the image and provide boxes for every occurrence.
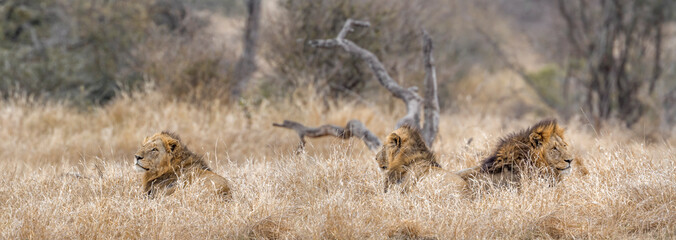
[151,148,158,152]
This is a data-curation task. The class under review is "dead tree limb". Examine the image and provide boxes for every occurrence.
[308,19,423,128]
[272,120,381,152]
[421,30,440,147]
[276,19,442,151]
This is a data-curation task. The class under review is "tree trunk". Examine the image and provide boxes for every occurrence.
[230,0,261,102]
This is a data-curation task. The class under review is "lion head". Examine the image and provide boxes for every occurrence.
[375,125,435,172]
[481,119,574,181]
[376,125,449,193]
[134,131,183,173]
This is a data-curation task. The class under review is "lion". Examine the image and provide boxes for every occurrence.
[455,119,575,189]
[376,125,467,193]
[134,131,231,198]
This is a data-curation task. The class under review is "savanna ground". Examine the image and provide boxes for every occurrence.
[0,91,674,239]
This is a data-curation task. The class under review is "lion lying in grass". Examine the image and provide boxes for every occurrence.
[134,131,231,198]
[456,119,575,189]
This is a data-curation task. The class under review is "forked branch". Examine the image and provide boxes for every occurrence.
[277,19,441,151]
[308,19,423,128]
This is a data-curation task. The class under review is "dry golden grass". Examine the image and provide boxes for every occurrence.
[0,91,674,239]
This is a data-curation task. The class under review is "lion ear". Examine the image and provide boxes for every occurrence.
[163,138,179,153]
[529,122,556,147]
[389,133,402,149]
[529,132,543,147]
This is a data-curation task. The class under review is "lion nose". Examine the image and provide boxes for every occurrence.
[135,155,143,161]
[564,158,573,164]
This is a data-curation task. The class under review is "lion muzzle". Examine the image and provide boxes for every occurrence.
[134,155,149,172]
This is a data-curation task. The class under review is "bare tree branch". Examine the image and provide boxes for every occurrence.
[421,30,439,147]
[308,19,423,128]
[276,19,442,151]
[273,120,381,152]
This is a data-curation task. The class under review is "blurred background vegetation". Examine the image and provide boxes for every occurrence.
[1,0,675,134]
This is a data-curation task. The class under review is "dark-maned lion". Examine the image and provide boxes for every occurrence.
[456,119,575,189]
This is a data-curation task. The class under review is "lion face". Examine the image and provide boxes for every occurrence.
[134,133,179,172]
[541,134,574,174]
[375,134,399,171]
[526,120,574,176]
[375,149,389,171]
[375,126,431,171]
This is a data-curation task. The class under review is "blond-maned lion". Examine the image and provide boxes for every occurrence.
[134,131,231,198]
[456,119,575,189]
[376,125,466,193]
